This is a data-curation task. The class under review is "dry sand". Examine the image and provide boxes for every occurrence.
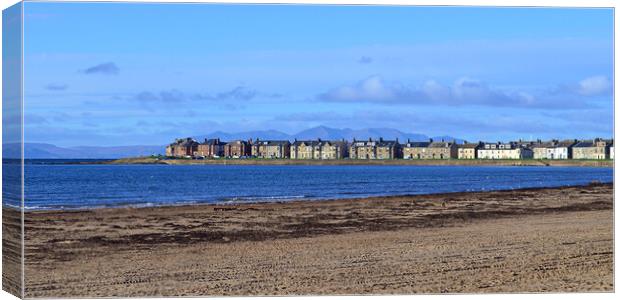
[8,183,614,297]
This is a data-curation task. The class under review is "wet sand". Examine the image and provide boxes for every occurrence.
[15,183,614,297]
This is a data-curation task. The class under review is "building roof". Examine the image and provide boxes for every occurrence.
[351,140,376,147]
[457,143,480,149]
[429,141,453,148]
[254,140,291,146]
[170,137,198,147]
[573,141,595,148]
[319,140,347,147]
[292,140,320,147]
[530,141,556,149]
[377,140,399,147]
[201,138,226,145]
[404,142,430,148]
[555,140,577,148]
[480,142,517,149]
[227,140,250,145]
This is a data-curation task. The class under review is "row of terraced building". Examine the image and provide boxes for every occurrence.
[166,137,614,160]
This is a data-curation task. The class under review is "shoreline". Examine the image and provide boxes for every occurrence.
[19,182,614,296]
[91,157,614,167]
[16,181,613,213]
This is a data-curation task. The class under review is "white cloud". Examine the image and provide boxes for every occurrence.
[421,80,450,101]
[577,76,611,96]
[319,75,400,102]
[319,75,600,109]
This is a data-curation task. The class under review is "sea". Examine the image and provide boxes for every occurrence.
[2,160,614,210]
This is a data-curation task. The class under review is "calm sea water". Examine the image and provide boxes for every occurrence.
[10,163,612,210]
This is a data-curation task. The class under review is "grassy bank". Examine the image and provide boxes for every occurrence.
[101,156,614,167]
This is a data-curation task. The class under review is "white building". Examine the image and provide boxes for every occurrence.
[552,140,577,159]
[532,140,576,160]
[477,142,533,159]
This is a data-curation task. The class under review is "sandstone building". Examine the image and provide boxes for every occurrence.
[403,139,456,159]
[350,138,400,159]
[291,139,349,159]
[572,139,610,159]
[251,139,291,158]
[291,140,320,159]
[532,140,576,160]
[426,140,457,159]
[402,141,431,159]
[457,142,482,159]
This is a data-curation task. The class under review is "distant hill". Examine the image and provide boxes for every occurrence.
[194,126,462,143]
[193,129,291,141]
[3,126,462,159]
[3,143,165,159]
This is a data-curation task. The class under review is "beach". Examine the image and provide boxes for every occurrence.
[15,183,614,297]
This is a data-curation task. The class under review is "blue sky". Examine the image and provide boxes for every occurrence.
[22,2,613,146]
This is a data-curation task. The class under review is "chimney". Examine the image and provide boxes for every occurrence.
[379,137,384,142]
[429,138,433,143]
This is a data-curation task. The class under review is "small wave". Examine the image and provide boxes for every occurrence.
[3,203,23,210]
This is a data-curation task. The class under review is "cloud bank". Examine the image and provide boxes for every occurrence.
[133,86,267,104]
[319,75,610,109]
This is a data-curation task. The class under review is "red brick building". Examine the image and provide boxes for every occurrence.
[224,140,251,158]
[165,138,199,157]
[195,138,226,158]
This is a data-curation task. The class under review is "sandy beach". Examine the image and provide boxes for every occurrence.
[12,183,614,297]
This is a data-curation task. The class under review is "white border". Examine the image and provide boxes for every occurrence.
[0,1,617,300]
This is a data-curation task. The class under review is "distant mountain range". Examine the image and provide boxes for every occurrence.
[4,126,462,159]
[195,126,462,144]
[3,143,165,159]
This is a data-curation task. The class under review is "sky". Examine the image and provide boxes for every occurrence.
[21,2,614,147]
